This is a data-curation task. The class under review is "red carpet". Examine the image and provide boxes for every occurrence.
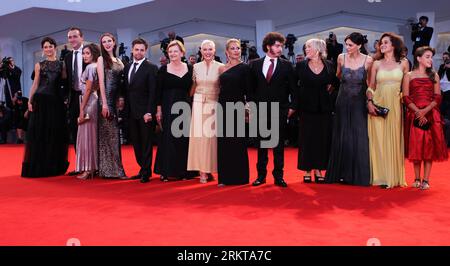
[1,144,449,246]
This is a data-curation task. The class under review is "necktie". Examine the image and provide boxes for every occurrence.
[130,62,138,83]
[266,58,274,82]
[73,51,79,90]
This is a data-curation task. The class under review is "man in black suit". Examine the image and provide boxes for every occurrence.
[0,57,22,109]
[326,33,343,67]
[439,52,450,146]
[123,37,158,183]
[411,16,434,55]
[248,32,298,188]
[64,27,87,175]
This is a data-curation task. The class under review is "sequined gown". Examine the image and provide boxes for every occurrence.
[98,59,126,178]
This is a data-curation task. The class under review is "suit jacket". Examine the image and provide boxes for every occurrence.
[248,57,298,115]
[64,49,88,100]
[411,26,434,48]
[438,64,450,81]
[4,66,22,108]
[123,59,158,120]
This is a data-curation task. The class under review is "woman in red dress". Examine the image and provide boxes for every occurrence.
[402,46,448,190]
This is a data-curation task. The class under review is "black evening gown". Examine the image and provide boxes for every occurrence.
[217,63,250,185]
[297,65,332,171]
[21,60,69,177]
[154,65,198,179]
[326,56,370,186]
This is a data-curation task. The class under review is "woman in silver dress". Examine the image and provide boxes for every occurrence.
[97,33,126,178]
[76,44,101,180]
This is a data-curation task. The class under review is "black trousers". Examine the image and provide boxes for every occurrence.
[256,114,287,180]
[68,90,81,151]
[129,117,155,177]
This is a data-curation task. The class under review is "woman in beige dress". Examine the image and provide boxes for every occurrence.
[187,40,224,183]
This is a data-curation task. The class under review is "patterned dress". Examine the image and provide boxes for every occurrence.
[98,59,126,178]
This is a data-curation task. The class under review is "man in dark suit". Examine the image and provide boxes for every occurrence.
[0,57,22,109]
[123,37,158,183]
[64,28,86,163]
[439,52,450,146]
[248,32,298,188]
[411,16,434,55]
[64,27,87,175]
[326,33,343,67]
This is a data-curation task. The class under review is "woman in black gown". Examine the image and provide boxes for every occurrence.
[22,37,69,177]
[325,32,373,186]
[155,40,197,181]
[296,38,336,183]
[217,39,250,186]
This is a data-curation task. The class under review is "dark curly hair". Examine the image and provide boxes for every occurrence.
[262,32,286,53]
[374,32,405,63]
[41,37,57,48]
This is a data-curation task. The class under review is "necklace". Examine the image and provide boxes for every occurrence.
[309,60,322,73]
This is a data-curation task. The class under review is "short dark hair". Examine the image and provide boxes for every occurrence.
[83,43,101,63]
[262,32,286,53]
[344,32,364,46]
[41,37,57,48]
[419,16,429,22]
[132,37,148,50]
[443,51,450,56]
[69,27,83,37]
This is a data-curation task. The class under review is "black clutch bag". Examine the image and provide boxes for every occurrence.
[413,118,431,130]
[374,104,389,118]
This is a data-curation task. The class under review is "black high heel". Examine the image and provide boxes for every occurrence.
[314,171,326,184]
[160,176,169,182]
[315,176,326,184]
[303,175,312,183]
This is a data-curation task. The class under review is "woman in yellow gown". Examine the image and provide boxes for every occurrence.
[366,32,410,188]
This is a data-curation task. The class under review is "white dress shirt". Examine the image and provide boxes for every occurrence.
[441,72,450,93]
[72,45,83,91]
[262,55,278,78]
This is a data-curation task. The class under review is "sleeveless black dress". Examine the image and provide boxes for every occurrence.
[22,60,69,177]
[325,55,370,186]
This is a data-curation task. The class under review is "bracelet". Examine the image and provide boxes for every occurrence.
[366,99,374,104]
[366,88,375,95]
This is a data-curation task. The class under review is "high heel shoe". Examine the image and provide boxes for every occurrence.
[420,180,430,190]
[77,171,95,180]
[303,175,312,183]
[200,175,208,184]
[412,178,421,188]
[314,172,326,184]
